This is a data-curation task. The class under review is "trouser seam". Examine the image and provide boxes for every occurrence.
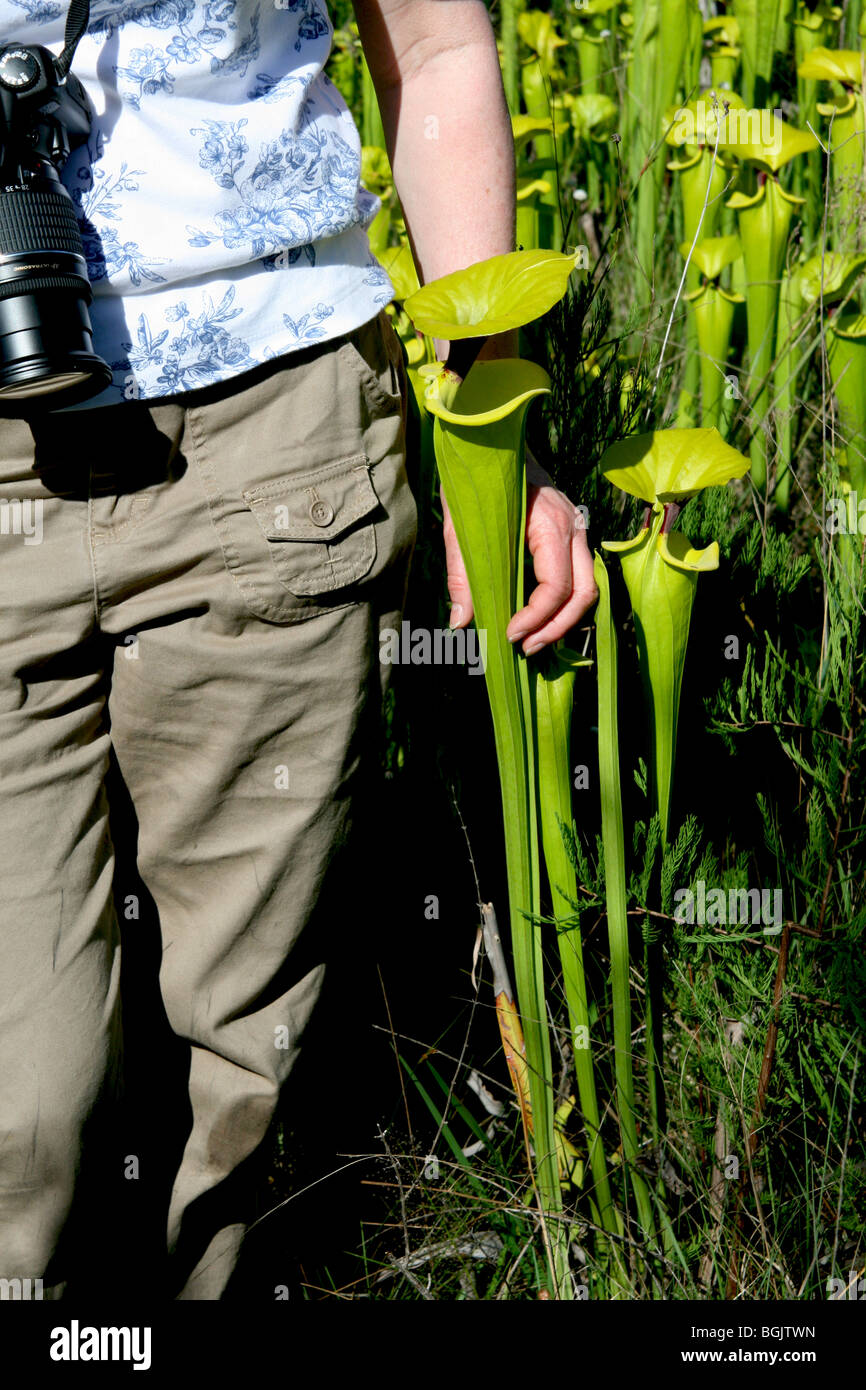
[85,479,103,628]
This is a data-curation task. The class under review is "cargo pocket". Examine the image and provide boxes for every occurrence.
[242,452,379,597]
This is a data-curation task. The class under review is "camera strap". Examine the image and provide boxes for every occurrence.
[55,0,91,79]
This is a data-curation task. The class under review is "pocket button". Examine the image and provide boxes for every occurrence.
[309,498,335,527]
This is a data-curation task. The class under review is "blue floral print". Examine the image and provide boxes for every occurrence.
[247,69,310,104]
[112,5,261,107]
[114,44,175,106]
[0,0,395,407]
[113,285,259,391]
[7,0,63,21]
[190,118,250,189]
[363,258,397,306]
[280,0,328,52]
[279,302,334,343]
[72,160,169,284]
[185,109,367,259]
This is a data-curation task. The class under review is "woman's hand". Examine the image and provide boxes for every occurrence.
[442,448,598,655]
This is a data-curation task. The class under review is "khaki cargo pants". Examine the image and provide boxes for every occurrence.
[0,309,416,1298]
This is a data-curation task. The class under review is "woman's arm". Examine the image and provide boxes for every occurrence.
[352,0,597,651]
[352,0,517,362]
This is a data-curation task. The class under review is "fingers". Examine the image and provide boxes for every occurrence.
[440,477,597,656]
[441,488,475,629]
[516,525,598,655]
[507,489,597,655]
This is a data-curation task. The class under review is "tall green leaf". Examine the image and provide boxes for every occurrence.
[432,361,569,1296]
[593,552,656,1243]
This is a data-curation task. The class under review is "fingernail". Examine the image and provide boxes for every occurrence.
[508,628,526,644]
[523,639,544,656]
[449,605,464,629]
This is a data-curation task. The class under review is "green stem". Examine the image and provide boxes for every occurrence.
[361,48,386,149]
[500,0,520,118]
[433,401,568,1297]
[534,659,621,1248]
[593,553,656,1246]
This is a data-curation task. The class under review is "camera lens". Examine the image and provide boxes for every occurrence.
[0,368,91,399]
[0,177,113,414]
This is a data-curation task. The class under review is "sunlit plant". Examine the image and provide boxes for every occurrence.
[723,111,817,489]
[517,9,569,251]
[704,14,742,91]
[534,642,624,1264]
[359,145,394,258]
[797,47,866,254]
[625,0,703,285]
[513,114,569,254]
[569,0,618,96]
[664,93,748,239]
[404,247,583,1296]
[773,252,866,508]
[731,0,785,109]
[598,427,749,1219]
[681,234,744,432]
[600,428,750,843]
[792,3,843,229]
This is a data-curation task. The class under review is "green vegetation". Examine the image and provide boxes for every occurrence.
[263,0,865,1303]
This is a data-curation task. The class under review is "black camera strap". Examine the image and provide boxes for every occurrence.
[55,0,91,79]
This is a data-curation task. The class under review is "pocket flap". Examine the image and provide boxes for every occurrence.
[243,453,378,542]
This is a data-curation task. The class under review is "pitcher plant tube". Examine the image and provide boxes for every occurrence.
[592,551,657,1251]
[681,234,744,431]
[724,113,817,489]
[600,429,750,844]
[774,252,866,509]
[403,247,581,1296]
[797,47,865,253]
[600,427,749,1206]
[534,641,624,1261]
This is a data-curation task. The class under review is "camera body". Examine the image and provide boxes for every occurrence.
[0,40,111,413]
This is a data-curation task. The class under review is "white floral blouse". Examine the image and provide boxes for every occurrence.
[0,0,394,407]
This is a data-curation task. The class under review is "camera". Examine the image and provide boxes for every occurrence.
[0,2,112,414]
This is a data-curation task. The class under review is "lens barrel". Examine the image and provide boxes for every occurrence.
[0,181,112,412]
